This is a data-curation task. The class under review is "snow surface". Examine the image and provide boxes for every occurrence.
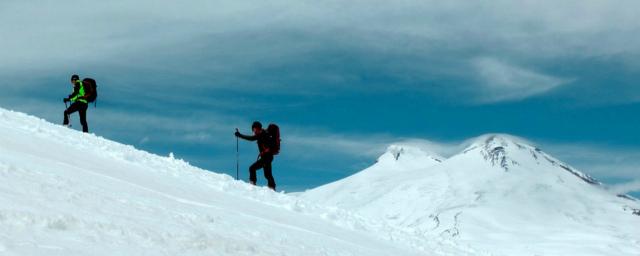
[2,107,639,256]
[0,108,443,256]
[302,134,640,256]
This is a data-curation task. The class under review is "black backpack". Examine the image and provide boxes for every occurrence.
[266,124,281,155]
[82,78,98,103]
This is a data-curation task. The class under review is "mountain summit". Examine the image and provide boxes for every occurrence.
[303,134,640,255]
[463,134,600,184]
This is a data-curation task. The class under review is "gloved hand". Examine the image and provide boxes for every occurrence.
[63,98,70,103]
[234,131,241,137]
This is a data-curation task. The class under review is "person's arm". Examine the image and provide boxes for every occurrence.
[235,130,257,141]
[68,82,81,101]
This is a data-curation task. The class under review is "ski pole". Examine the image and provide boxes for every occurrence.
[236,129,240,181]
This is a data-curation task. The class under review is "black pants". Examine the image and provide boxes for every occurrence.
[64,102,89,133]
[249,153,276,190]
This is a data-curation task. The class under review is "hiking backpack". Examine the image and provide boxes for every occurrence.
[266,123,281,155]
[82,78,98,103]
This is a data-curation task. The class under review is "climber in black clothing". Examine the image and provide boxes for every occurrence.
[235,121,278,190]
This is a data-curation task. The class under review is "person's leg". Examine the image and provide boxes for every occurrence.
[78,103,88,133]
[262,154,276,190]
[248,159,263,185]
[63,103,80,125]
[63,110,70,125]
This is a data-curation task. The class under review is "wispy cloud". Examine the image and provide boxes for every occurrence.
[471,57,572,103]
[540,143,640,182]
[2,1,639,104]
[286,133,392,160]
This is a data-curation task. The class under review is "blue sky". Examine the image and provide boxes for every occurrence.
[1,0,638,195]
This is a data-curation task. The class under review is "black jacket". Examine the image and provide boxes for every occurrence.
[237,129,272,155]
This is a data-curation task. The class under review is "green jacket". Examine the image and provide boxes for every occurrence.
[69,80,88,104]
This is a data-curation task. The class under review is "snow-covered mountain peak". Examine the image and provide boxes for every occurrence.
[456,134,602,185]
[379,143,444,164]
[303,133,640,255]
[455,134,539,172]
[463,134,535,153]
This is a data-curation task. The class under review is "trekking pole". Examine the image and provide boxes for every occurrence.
[236,129,239,180]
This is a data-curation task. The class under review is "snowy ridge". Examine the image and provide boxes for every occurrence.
[0,107,451,255]
[303,134,640,256]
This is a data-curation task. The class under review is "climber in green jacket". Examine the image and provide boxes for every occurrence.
[63,74,89,133]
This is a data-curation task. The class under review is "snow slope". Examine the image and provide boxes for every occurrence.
[302,135,640,256]
[0,107,437,256]
[3,106,638,256]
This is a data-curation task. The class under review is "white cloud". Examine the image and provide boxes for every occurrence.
[285,132,393,159]
[2,0,639,85]
[139,136,150,144]
[471,57,571,103]
[608,180,640,195]
[540,143,640,182]
[0,0,638,108]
